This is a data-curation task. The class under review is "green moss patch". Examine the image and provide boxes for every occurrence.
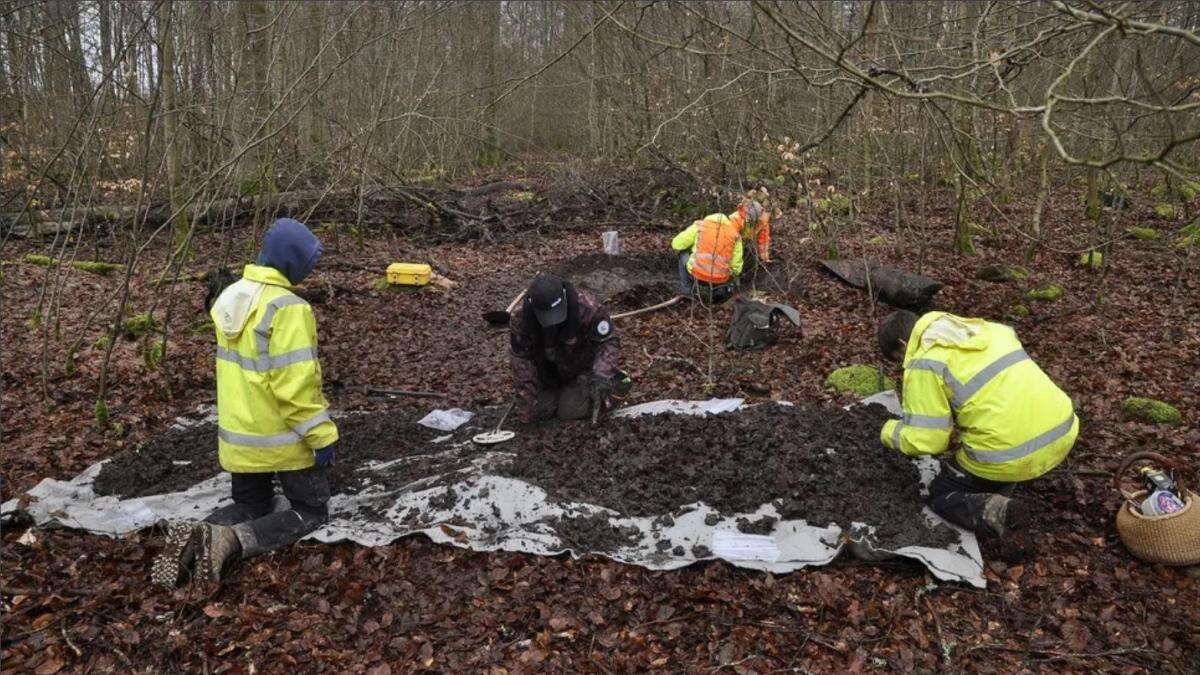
[71,261,123,275]
[121,313,158,339]
[1077,250,1103,270]
[1122,397,1181,425]
[824,365,895,397]
[1012,304,1030,317]
[23,254,53,266]
[977,264,1030,283]
[1026,284,1064,302]
[1153,203,1177,220]
[1126,226,1160,241]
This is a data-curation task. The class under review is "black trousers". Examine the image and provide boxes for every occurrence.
[205,466,330,556]
[927,460,1018,534]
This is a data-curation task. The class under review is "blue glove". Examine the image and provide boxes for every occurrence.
[314,443,336,468]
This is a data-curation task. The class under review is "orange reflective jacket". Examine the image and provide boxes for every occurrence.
[743,212,771,260]
[691,214,742,283]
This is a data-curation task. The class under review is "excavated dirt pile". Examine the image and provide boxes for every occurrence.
[501,403,956,549]
[94,402,953,550]
[552,251,678,312]
[93,408,463,498]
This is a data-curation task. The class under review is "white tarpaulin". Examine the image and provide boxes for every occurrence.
[1,394,984,587]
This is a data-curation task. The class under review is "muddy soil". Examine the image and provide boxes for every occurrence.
[93,422,222,499]
[93,408,459,498]
[501,404,958,549]
[549,512,642,554]
[552,251,677,311]
[94,402,952,550]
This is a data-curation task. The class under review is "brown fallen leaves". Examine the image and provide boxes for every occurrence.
[3,170,1200,671]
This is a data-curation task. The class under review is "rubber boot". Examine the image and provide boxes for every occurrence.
[151,521,201,588]
[979,492,1017,533]
[196,523,244,583]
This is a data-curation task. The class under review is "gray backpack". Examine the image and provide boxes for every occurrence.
[725,298,802,350]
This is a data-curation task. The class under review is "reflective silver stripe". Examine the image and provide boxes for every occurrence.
[962,414,1076,464]
[268,346,318,369]
[216,345,318,372]
[907,358,967,405]
[291,410,331,437]
[253,294,308,360]
[891,422,903,449]
[951,349,1029,408]
[909,351,1030,409]
[216,345,258,370]
[903,413,953,429]
[218,426,301,447]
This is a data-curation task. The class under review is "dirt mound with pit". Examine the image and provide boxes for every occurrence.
[551,251,678,312]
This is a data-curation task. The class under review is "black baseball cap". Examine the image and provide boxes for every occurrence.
[528,275,569,327]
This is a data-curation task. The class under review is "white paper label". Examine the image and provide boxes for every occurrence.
[711,530,781,562]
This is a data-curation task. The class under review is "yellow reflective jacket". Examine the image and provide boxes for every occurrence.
[211,264,338,473]
[671,212,745,278]
[880,312,1077,482]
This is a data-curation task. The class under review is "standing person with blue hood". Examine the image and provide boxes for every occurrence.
[152,218,339,587]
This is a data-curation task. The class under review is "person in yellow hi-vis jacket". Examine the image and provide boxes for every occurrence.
[877,310,1078,538]
[152,218,338,587]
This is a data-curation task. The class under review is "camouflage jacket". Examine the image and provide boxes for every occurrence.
[509,285,620,413]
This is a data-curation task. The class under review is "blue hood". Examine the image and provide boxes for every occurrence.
[257,218,323,285]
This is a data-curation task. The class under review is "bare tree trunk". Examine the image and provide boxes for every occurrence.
[479,1,501,165]
[235,0,273,227]
[157,0,186,253]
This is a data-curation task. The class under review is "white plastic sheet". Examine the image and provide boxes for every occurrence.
[1,395,984,587]
[416,408,474,432]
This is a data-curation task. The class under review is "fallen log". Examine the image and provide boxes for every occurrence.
[819,259,943,310]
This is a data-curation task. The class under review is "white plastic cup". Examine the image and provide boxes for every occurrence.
[1141,489,1186,516]
[602,230,620,255]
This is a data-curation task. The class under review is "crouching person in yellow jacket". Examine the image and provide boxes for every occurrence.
[877,310,1078,538]
[153,218,338,587]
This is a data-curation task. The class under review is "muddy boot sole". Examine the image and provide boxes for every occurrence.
[195,523,215,583]
[151,521,199,588]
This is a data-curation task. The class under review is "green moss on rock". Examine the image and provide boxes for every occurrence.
[976,264,1030,283]
[824,365,895,397]
[1122,397,1181,425]
[1077,250,1103,270]
[1126,226,1160,240]
[1026,284,1064,302]
[121,313,157,338]
[23,254,53,266]
[71,261,123,275]
[1153,203,1177,219]
[1012,304,1030,317]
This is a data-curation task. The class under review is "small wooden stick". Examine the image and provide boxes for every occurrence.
[612,295,683,320]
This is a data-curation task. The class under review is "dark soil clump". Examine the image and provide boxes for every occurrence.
[93,422,221,499]
[551,512,641,553]
[501,404,957,550]
[94,408,456,499]
[552,251,677,311]
[736,515,778,535]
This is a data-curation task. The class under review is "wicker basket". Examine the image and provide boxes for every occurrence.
[1115,489,1200,566]
[1113,451,1200,566]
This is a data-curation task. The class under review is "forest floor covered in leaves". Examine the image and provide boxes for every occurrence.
[2,164,1199,672]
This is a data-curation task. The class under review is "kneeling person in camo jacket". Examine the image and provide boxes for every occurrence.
[153,218,338,587]
[877,310,1079,538]
[510,275,622,424]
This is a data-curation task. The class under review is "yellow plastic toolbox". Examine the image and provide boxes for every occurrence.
[386,262,432,286]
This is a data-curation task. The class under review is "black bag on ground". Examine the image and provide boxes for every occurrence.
[725,298,802,350]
